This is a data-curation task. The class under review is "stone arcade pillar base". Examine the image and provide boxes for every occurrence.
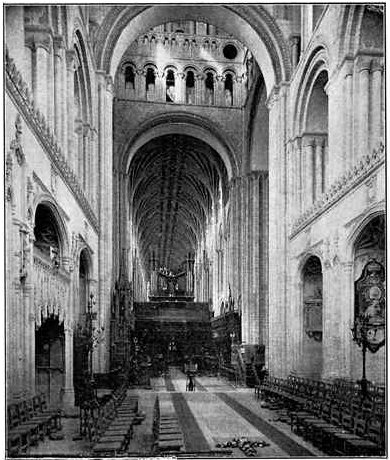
[62,388,78,417]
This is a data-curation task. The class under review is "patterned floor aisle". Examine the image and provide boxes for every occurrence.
[25,371,322,457]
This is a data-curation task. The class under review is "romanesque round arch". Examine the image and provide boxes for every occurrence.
[120,112,238,180]
[94,5,291,96]
[77,244,94,280]
[32,194,70,258]
[293,46,330,135]
[337,5,383,60]
[345,206,386,263]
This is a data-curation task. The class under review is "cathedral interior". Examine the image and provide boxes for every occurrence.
[5,4,386,458]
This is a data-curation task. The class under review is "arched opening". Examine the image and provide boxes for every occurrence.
[73,32,92,193]
[35,315,65,407]
[352,214,385,384]
[33,203,66,406]
[185,70,195,104]
[101,5,290,96]
[303,69,329,206]
[301,256,323,378]
[34,203,61,263]
[125,65,135,90]
[248,77,269,170]
[145,67,156,101]
[224,73,233,106]
[165,69,176,102]
[106,5,281,373]
[205,72,215,105]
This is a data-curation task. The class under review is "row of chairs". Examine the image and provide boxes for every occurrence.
[259,375,385,455]
[80,384,128,442]
[153,396,184,453]
[259,375,384,410]
[7,394,62,456]
[290,396,384,455]
[92,394,139,456]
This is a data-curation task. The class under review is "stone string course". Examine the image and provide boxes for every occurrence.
[5,49,99,234]
[290,143,385,238]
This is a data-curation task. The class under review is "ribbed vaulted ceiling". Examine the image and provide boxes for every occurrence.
[129,134,228,271]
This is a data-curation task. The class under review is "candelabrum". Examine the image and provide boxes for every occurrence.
[75,293,105,379]
[351,317,384,398]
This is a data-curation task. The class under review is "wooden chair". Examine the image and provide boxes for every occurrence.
[342,414,384,456]
[7,403,38,453]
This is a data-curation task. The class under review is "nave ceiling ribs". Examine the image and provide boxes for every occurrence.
[128,134,228,270]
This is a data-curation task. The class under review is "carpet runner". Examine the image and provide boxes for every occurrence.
[218,393,314,457]
[164,372,210,452]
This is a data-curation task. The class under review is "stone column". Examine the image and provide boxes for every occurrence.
[237,178,242,305]
[176,72,185,104]
[314,137,323,200]
[90,128,98,212]
[267,85,288,377]
[195,73,204,105]
[66,50,76,170]
[31,39,49,120]
[46,37,55,130]
[53,37,64,143]
[97,72,106,372]
[75,120,83,180]
[326,74,344,182]
[250,172,260,346]
[83,124,91,193]
[286,142,293,220]
[61,41,68,158]
[135,69,146,100]
[21,280,34,398]
[358,63,370,159]
[229,180,237,302]
[234,76,243,107]
[155,70,165,102]
[293,138,302,217]
[246,175,253,348]
[62,323,76,412]
[215,75,224,106]
[293,278,304,375]
[321,261,342,380]
[240,176,249,346]
[370,60,383,150]
[260,172,269,361]
[344,63,353,171]
[100,75,114,372]
[303,138,315,210]
[14,283,24,400]
[341,261,354,379]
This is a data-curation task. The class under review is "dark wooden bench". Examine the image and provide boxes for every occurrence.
[261,374,385,455]
[152,396,184,454]
[92,394,139,455]
[7,394,61,456]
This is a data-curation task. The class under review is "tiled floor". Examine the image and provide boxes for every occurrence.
[24,369,324,458]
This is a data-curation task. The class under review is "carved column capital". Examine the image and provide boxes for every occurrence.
[53,36,64,56]
[65,50,77,71]
[265,85,280,110]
